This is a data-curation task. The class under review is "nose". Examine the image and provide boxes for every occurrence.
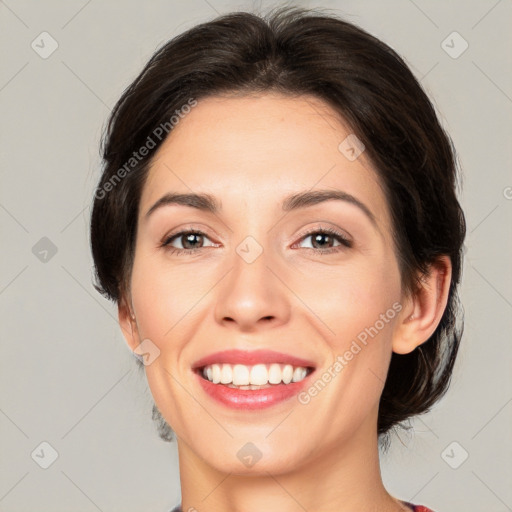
[214,246,291,332]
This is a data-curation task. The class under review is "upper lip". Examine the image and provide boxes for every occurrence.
[192,349,316,370]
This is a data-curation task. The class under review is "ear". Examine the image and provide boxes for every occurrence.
[118,295,141,353]
[393,255,452,355]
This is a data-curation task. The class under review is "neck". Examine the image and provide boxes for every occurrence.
[175,412,408,512]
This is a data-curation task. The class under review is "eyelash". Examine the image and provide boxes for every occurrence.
[160,227,352,256]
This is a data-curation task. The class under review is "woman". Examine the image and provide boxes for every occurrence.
[90,7,465,512]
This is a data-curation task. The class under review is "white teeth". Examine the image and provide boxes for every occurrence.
[292,367,307,382]
[233,364,250,385]
[212,364,221,384]
[201,363,311,386]
[282,364,293,384]
[250,364,268,385]
[268,363,282,384]
[220,364,232,384]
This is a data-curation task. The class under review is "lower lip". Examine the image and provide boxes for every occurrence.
[194,370,314,410]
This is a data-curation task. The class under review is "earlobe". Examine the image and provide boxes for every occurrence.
[118,297,141,353]
[392,255,452,355]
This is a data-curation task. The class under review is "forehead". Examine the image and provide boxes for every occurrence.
[140,93,390,229]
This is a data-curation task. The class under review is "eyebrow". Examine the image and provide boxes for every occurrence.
[144,189,377,228]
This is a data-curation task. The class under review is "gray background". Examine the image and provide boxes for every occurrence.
[1,1,511,511]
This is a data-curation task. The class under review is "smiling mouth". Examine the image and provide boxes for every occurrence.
[194,363,315,389]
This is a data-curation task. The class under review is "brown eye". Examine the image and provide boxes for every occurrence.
[161,230,215,254]
[296,228,352,254]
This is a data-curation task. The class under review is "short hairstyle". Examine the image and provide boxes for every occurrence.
[90,6,466,447]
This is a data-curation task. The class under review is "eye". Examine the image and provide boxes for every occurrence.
[160,227,352,256]
[160,230,216,255]
[295,227,352,254]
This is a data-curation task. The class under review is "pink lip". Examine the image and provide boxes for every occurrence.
[191,349,316,370]
[194,370,314,410]
[191,349,316,410]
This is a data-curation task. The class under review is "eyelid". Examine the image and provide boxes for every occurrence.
[159,216,356,253]
[160,223,216,244]
[160,224,351,243]
[160,230,352,260]
[293,223,352,244]
[292,226,353,251]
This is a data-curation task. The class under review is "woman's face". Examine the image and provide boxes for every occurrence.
[124,93,407,474]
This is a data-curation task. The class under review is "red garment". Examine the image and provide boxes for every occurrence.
[404,504,434,512]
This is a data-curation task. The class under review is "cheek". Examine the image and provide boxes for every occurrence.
[129,251,226,357]
[299,257,401,343]
[130,256,195,343]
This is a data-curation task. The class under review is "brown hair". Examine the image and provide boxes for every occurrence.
[90,6,466,447]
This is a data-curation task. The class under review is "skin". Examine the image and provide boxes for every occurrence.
[118,93,452,512]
